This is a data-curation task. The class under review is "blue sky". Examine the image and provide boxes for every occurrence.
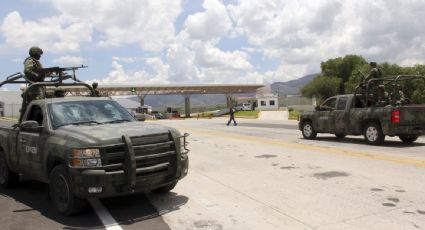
[1,0,425,91]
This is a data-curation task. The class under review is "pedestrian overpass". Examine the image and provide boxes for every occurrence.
[60,84,265,117]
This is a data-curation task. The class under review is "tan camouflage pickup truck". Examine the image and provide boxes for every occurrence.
[0,70,189,216]
[299,75,425,145]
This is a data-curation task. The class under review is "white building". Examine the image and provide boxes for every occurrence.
[0,91,22,117]
[257,93,279,111]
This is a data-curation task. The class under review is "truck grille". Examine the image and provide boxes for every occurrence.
[101,132,177,179]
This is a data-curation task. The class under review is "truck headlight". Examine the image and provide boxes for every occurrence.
[180,133,189,154]
[70,148,102,167]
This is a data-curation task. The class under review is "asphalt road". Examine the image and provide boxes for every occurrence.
[1,118,425,230]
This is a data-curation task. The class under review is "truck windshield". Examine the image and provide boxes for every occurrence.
[48,100,136,129]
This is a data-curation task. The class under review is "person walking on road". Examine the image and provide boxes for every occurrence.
[227,107,237,126]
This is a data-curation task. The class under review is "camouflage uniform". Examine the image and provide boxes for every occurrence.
[92,82,101,97]
[364,62,382,105]
[24,47,45,101]
[394,85,405,105]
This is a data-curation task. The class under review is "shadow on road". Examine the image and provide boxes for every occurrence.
[0,179,103,230]
[101,192,188,229]
[1,178,189,230]
[311,136,425,148]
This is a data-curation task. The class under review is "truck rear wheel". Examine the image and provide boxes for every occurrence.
[152,182,177,194]
[301,121,317,139]
[399,135,418,143]
[364,122,385,145]
[49,165,87,216]
[0,152,19,188]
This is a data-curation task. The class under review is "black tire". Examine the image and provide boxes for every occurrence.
[364,122,385,145]
[301,121,317,139]
[152,182,177,194]
[49,165,87,216]
[399,135,418,143]
[0,151,19,189]
[335,133,346,139]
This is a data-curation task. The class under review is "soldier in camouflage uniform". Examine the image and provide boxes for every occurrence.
[364,62,383,106]
[24,46,46,102]
[365,62,382,81]
[393,84,405,105]
[92,82,101,97]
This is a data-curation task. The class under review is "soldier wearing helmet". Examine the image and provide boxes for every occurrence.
[364,62,382,105]
[365,62,382,82]
[23,46,46,101]
[92,82,101,96]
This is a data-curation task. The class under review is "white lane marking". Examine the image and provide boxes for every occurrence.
[89,198,124,230]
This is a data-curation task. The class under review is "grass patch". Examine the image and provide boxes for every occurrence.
[234,110,260,118]
[288,110,300,120]
[195,112,213,119]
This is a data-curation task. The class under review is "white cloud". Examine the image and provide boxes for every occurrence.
[184,0,232,41]
[224,0,425,81]
[52,56,84,66]
[51,0,182,51]
[112,57,143,64]
[399,58,425,67]
[3,0,425,86]
[0,11,92,53]
[96,59,169,85]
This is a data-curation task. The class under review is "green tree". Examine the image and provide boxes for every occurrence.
[301,76,341,101]
[320,55,367,94]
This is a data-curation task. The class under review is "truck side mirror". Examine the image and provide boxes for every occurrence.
[20,120,42,133]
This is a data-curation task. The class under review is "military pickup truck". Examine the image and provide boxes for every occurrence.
[299,75,425,145]
[0,69,189,216]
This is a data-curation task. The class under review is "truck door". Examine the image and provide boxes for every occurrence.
[17,104,45,176]
[332,96,348,134]
[315,97,337,132]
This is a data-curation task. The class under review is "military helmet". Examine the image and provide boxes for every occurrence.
[29,46,43,56]
[369,62,377,67]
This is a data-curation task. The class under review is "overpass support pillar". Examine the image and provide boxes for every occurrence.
[226,94,233,108]
[184,94,191,118]
[138,95,147,106]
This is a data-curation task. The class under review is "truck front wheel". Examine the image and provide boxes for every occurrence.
[301,121,317,139]
[49,165,87,216]
[364,122,385,145]
[0,152,19,188]
[399,135,418,143]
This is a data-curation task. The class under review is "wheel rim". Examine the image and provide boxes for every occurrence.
[53,174,70,211]
[366,126,378,142]
[0,157,7,184]
[303,124,313,137]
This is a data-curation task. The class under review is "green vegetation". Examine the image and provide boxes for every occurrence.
[234,110,260,118]
[288,108,300,120]
[301,54,425,104]
[196,112,213,119]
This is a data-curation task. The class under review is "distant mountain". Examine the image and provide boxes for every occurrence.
[271,73,318,96]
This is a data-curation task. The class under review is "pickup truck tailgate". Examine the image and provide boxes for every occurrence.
[400,105,425,125]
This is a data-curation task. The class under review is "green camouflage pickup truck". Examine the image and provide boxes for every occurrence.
[299,75,425,145]
[0,71,189,216]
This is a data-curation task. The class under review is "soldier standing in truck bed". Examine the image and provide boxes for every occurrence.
[24,46,46,102]
[364,62,383,106]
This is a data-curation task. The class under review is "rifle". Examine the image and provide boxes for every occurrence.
[39,65,87,83]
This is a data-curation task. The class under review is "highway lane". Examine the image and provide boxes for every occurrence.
[151,118,425,229]
[1,118,425,229]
